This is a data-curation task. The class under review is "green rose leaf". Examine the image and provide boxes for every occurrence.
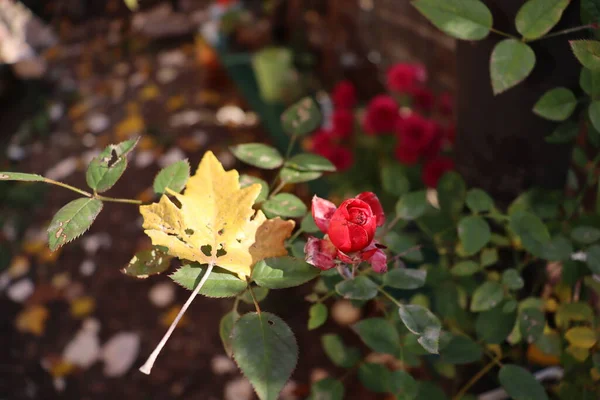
[252,257,319,289]
[545,121,580,144]
[481,248,499,267]
[390,370,418,399]
[571,40,600,71]
[219,310,240,357]
[450,260,481,276]
[571,226,600,244]
[335,276,378,300]
[262,193,307,218]
[0,172,45,182]
[381,163,410,197]
[580,67,600,96]
[240,174,269,203]
[412,0,493,40]
[532,87,577,121]
[352,318,401,356]
[153,160,190,195]
[300,213,320,233]
[396,191,428,220]
[280,167,322,184]
[509,210,551,257]
[586,244,600,273]
[281,97,322,136]
[321,334,361,368]
[589,101,600,132]
[358,363,392,393]
[475,304,517,344]
[384,268,427,290]
[502,269,525,290]
[309,378,345,400]
[498,365,549,400]
[490,39,536,95]
[86,138,138,193]
[519,308,546,343]
[398,304,442,336]
[471,281,504,312]
[465,188,494,213]
[230,143,284,169]
[439,334,483,364]
[121,246,172,278]
[240,286,269,304]
[458,216,491,256]
[308,303,328,330]
[47,198,103,251]
[231,312,298,400]
[437,172,466,218]
[541,235,573,261]
[285,153,335,172]
[418,327,442,354]
[385,232,424,262]
[556,302,594,328]
[515,0,569,40]
[170,263,247,298]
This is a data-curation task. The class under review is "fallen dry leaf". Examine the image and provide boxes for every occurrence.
[16,305,49,336]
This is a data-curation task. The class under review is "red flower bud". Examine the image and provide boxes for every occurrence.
[331,81,357,110]
[328,198,378,253]
[387,63,427,93]
[363,95,399,135]
[422,156,455,188]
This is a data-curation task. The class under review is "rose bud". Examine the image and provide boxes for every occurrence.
[328,198,378,253]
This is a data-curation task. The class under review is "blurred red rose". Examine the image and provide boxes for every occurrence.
[422,156,455,188]
[331,81,357,110]
[443,123,456,145]
[331,109,354,139]
[394,143,420,165]
[363,95,399,135]
[411,87,435,113]
[387,63,427,93]
[438,92,453,116]
[306,194,387,272]
[310,130,354,171]
[396,113,438,152]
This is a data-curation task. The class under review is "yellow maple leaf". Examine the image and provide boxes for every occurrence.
[140,151,294,278]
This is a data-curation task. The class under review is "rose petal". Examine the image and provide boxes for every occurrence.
[356,192,385,227]
[311,196,337,234]
[368,249,388,273]
[337,250,355,264]
[304,237,337,270]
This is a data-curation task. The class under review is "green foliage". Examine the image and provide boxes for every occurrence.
[381,164,410,197]
[384,268,427,289]
[411,0,493,40]
[231,312,298,400]
[545,122,580,144]
[230,143,284,169]
[353,318,401,355]
[396,191,428,220]
[490,39,536,95]
[498,365,549,400]
[458,216,491,255]
[280,167,322,183]
[170,263,247,298]
[321,334,361,368]
[515,0,569,40]
[308,303,328,330]
[335,276,378,300]
[571,40,600,71]
[47,198,103,251]
[0,172,45,182]
[309,378,345,400]
[281,97,322,136]
[471,281,504,312]
[519,308,545,343]
[240,174,269,203]
[437,172,466,217]
[465,188,494,213]
[533,87,577,121]
[262,193,307,218]
[86,138,138,193]
[153,160,190,195]
[219,310,239,357]
[252,257,319,289]
[285,153,336,172]
[122,246,172,278]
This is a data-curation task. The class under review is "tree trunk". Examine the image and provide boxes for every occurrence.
[455,0,582,207]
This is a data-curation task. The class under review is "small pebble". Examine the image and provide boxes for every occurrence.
[7,279,34,303]
[331,299,361,326]
[87,113,110,134]
[157,67,178,84]
[158,147,186,168]
[158,49,186,67]
[216,151,235,169]
[211,355,237,375]
[135,150,156,169]
[62,324,101,369]
[82,134,96,148]
[224,377,253,400]
[7,144,26,161]
[82,233,112,255]
[79,260,96,276]
[101,332,141,377]
[310,368,329,383]
[45,157,78,181]
[149,282,175,308]
[49,103,64,121]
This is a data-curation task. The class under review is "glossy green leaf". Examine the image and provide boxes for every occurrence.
[471,281,504,312]
[86,138,138,193]
[398,304,442,336]
[384,232,424,262]
[353,318,401,355]
[465,188,494,213]
[418,326,442,354]
[0,172,44,182]
[556,302,595,328]
[281,97,322,136]
[240,174,269,203]
[308,303,328,330]
[219,310,240,357]
[390,370,418,399]
[231,312,298,400]
[358,363,391,393]
[280,167,322,183]
[439,334,483,364]
[285,153,335,172]
[415,382,449,400]
[309,378,345,400]
[545,121,579,144]
[571,40,600,71]
[509,210,551,257]
[335,276,378,300]
[412,0,493,40]
[396,191,428,220]
[458,216,491,255]
[589,101,600,132]
[535,332,562,357]
[300,213,320,233]
[540,235,573,262]
[262,193,307,218]
[153,160,190,195]
[515,0,569,40]
[502,269,524,290]
[498,365,549,400]
[450,260,481,276]
[476,304,517,344]
[580,67,600,96]
[230,143,283,169]
[384,268,427,289]
[481,248,499,267]
[571,226,600,244]
[586,244,600,273]
[490,39,536,95]
[321,334,361,368]
[47,198,103,251]
[252,257,319,289]
[381,163,410,196]
[519,308,545,343]
[240,286,269,304]
[170,263,247,298]
[532,87,577,121]
[122,246,172,278]
[437,172,466,217]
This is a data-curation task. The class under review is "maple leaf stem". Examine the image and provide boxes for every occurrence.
[139,262,215,375]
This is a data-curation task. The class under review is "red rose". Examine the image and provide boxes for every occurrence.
[438,92,453,116]
[363,95,399,135]
[394,143,420,165]
[331,109,354,139]
[310,130,354,171]
[387,63,427,93]
[422,156,455,188]
[306,193,387,272]
[410,87,435,113]
[396,113,438,153]
[331,81,357,110]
